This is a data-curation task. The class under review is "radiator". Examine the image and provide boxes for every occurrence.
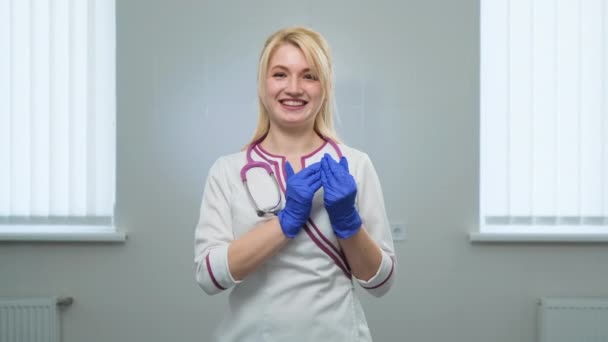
[539,297,608,342]
[0,297,72,342]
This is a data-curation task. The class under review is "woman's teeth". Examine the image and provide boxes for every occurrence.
[281,100,306,106]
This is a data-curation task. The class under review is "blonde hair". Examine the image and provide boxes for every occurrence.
[246,26,340,147]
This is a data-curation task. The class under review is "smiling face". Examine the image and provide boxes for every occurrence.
[261,43,324,131]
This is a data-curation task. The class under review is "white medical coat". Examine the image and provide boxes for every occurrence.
[194,142,396,342]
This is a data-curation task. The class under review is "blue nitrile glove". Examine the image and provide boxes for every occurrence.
[320,154,362,239]
[278,161,322,238]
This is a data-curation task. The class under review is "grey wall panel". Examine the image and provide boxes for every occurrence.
[1,1,607,342]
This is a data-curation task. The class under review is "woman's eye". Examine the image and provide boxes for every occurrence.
[303,74,318,80]
[272,72,286,78]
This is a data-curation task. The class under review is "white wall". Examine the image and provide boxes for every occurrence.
[1,1,607,341]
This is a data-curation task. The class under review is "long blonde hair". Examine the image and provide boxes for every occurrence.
[246,26,340,147]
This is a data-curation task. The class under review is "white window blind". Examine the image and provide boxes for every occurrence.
[480,0,608,235]
[0,0,118,239]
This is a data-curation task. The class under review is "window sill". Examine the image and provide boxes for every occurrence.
[0,225,127,242]
[469,232,608,243]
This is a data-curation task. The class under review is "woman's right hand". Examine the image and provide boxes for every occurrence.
[277,161,322,238]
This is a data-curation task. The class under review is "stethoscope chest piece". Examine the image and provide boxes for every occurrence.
[241,161,282,217]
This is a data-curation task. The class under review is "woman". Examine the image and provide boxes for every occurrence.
[194,26,396,341]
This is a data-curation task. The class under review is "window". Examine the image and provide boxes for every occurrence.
[0,0,122,241]
[477,0,608,240]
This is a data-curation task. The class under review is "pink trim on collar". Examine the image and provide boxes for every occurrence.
[253,145,286,193]
[300,140,328,167]
[256,138,329,163]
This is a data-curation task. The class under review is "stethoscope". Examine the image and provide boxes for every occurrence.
[240,135,343,217]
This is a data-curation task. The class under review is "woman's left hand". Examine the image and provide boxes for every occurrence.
[320,154,362,239]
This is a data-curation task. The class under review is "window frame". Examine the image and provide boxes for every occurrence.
[0,0,124,242]
[473,0,608,243]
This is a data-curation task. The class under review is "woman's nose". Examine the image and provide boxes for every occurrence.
[285,77,303,95]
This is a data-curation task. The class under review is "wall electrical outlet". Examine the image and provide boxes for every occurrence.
[391,223,407,241]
